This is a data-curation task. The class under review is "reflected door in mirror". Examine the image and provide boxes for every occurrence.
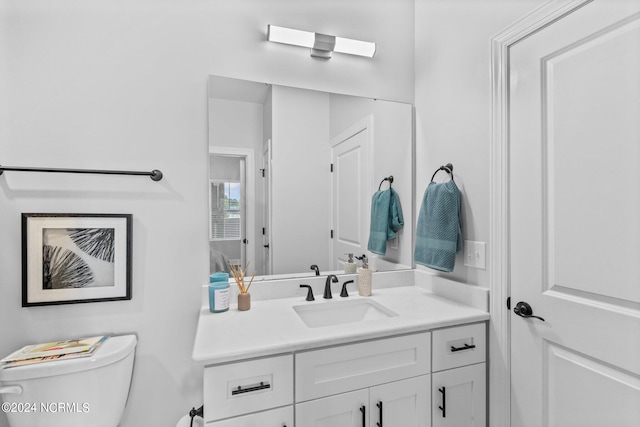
[209,154,247,273]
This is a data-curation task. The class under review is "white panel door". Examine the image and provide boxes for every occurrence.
[369,375,431,427]
[331,117,372,269]
[509,1,640,426]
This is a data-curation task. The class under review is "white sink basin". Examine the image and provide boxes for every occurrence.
[293,298,398,328]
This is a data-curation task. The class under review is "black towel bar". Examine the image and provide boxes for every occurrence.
[0,165,163,181]
[430,163,454,182]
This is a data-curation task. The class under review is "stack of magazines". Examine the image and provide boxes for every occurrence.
[0,335,109,369]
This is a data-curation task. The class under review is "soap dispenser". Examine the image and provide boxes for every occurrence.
[344,253,357,274]
[356,254,372,296]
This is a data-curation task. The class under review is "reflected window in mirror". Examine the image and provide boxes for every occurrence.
[209,181,241,240]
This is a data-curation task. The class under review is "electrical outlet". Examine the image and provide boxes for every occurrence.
[463,241,486,270]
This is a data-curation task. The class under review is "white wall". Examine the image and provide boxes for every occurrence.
[271,85,331,273]
[210,100,264,154]
[414,0,547,288]
[0,1,414,426]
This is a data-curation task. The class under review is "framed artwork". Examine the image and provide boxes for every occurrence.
[22,213,132,307]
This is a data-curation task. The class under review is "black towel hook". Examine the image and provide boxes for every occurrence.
[430,163,454,182]
[378,175,394,191]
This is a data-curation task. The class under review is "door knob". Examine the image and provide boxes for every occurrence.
[513,301,545,321]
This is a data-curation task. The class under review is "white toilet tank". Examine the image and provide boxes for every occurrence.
[0,335,136,427]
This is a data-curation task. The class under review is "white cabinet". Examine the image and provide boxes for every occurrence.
[295,333,431,426]
[432,363,486,427]
[296,375,430,427]
[201,323,486,426]
[203,354,293,424]
[370,375,431,427]
[208,406,293,427]
[431,323,487,427]
[431,323,486,372]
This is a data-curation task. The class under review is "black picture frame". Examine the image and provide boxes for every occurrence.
[22,213,132,307]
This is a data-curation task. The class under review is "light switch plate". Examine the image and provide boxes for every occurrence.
[463,241,486,270]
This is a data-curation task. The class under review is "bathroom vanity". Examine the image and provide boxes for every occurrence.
[192,270,489,426]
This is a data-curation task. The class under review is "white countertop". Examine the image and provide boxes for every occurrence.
[192,284,489,365]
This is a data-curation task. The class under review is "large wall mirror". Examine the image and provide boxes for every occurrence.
[208,76,414,280]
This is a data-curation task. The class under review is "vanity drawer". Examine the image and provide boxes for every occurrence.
[203,354,293,422]
[295,332,431,402]
[432,323,486,372]
[208,405,293,427]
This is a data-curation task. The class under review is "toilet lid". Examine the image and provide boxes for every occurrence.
[0,335,136,382]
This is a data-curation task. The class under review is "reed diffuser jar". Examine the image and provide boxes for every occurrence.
[237,292,251,311]
[228,261,256,312]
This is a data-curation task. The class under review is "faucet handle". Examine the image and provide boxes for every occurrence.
[340,280,354,297]
[300,284,315,301]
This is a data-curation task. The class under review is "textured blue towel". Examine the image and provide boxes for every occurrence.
[368,188,404,255]
[414,180,462,272]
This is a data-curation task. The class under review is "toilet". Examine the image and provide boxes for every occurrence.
[0,335,136,427]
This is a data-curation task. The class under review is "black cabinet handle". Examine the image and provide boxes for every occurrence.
[360,405,366,427]
[451,343,476,352]
[376,401,383,427]
[230,381,270,395]
[438,386,446,418]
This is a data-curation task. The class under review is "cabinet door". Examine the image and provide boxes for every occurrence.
[369,375,431,427]
[208,406,293,427]
[296,388,369,427]
[432,363,486,427]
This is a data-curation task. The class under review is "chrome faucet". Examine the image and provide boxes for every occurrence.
[324,274,338,299]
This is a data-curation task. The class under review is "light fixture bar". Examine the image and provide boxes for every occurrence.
[267,25,314,48]
[267,25,375,59]
[334,37,376,58]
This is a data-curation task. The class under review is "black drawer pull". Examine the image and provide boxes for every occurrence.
[451,343,476,352]
[231,381,271,395]
[376,401,383,427]
[438,386,446,417]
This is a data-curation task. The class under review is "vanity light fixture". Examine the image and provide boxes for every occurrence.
[267,25,376,59]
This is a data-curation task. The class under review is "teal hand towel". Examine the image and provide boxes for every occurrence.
[368,188,404,255]
[414,180,462,272]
